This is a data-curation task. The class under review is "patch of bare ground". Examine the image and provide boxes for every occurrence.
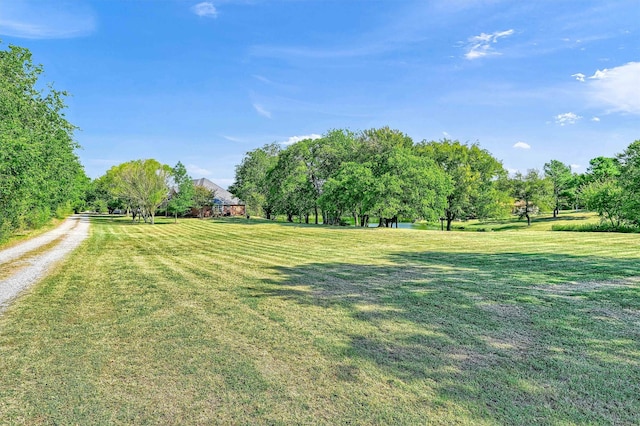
[532,277,640,295]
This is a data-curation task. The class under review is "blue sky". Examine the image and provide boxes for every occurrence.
[1,0,638,187]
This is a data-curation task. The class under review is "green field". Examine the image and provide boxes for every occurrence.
[1,216,639,424]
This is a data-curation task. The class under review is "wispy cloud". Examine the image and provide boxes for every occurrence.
[0,1,95,39]
[571,164,581,170]
[191,2,218,17]
[554,112,582,126]
[585,62,640,115]
[464,29,514,60]
[281,134,322,146]
[591,116,601,122]
[571,73,586,82]
[222,135,243,142]
[253,103,272,118]
[442,131,452,138]
[513,141,531,149]
[186,164,212,176]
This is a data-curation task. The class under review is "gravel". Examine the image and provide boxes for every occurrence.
[0,215,90,312]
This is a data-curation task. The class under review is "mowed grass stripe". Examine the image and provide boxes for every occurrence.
[0,216,638,424]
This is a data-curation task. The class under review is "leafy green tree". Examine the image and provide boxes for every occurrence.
[267,146,316,223]
[229,143,280,219]
[192,185,216,219]
[581,179,625,227]
[415,140,508,230]
[616,140,640,226]
[0,43,87,238]
[510,169,552,226]
[106,159,172,224]
[320,162,376,226]
[585,156,620,182]
[543,160,573,218]
[167,161,194,223]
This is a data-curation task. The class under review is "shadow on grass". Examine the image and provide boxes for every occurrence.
[252,251,640,423]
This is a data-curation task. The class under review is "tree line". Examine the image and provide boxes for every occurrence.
[0,43,88,240]
[229,128,640,230]
[2,43,638,236]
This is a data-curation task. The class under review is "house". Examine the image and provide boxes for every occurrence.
[192,178,246,217]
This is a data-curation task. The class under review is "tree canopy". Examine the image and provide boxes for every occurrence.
[0,43,87,239]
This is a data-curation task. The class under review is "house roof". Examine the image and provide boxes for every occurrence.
[192,178,243,205]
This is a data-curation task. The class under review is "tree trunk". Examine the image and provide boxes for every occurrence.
[526,212,531,226]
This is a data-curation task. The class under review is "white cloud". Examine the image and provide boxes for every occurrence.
[513,141,531,149]
[222,135,243,142]
[442,131,452,138]
[253,103,272,118]
[282,134,322,146]
[586,62,640,115]
[591,116,600,122]
[191,2,218,17]
[186,164,212,176]
[0,1,95,39]
[570,164,581,170]
[464,29,514,60]
[554,112,582,126]
[571,73,586,82]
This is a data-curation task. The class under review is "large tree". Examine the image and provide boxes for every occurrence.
[616,140,640,226]
[167,161,195,223]
[229,143,280,219]
[106,159,172,224]
[543,159,573,218]
[192,185,216,219]
[415,140,509,231]
[510,169,552,226]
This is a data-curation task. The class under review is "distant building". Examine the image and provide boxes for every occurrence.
[192,178,246,217]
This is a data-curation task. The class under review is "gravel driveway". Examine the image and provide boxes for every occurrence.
[0,215,90,312]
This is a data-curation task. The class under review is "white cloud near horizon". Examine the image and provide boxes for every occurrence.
[464,29,514,60]
[513,141,530,149]
[586,62,640,115]
[282,134,322,145]
[253,103,272,118]
[555,112,582,126]
[186,164,212,176]
[191,2,218,17]
[571,164,581,170]
[0,1,95,39]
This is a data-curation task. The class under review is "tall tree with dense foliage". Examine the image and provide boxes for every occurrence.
[543,160,573,218]
[581,179,625,227]
[616,140,640,226]
[106,159,172,224]
[167,161,195,223]
[0,43,87,239]
[415,140,509,231]
[192,185,216,219]
[510,169,552,226]
[229,143,280,218]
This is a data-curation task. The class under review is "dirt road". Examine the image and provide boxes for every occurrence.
[0,215,90,312]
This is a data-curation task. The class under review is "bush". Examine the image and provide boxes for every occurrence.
[552,223,640,233]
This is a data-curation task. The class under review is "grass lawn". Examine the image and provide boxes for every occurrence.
[1,216,639,424]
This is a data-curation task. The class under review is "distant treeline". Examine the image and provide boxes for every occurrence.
[0,44,87,240]
[229,128,640,230]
